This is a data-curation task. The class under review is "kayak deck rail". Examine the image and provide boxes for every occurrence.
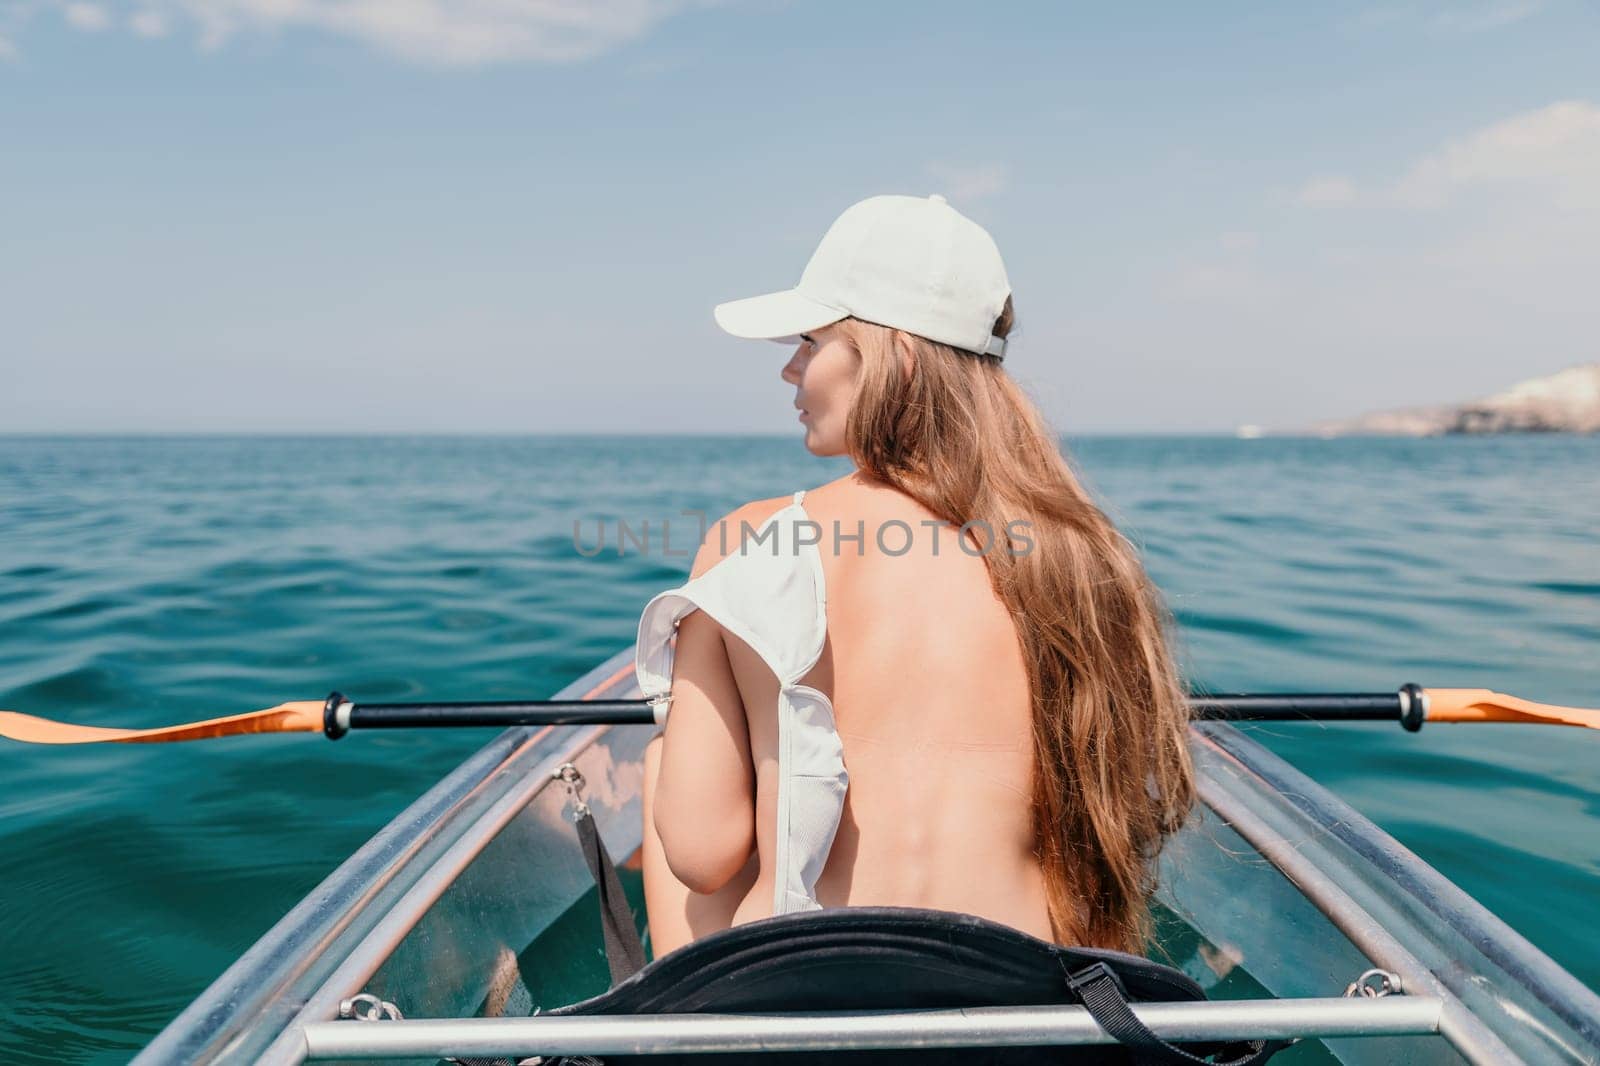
[299,995,1445,1060]
[135,648,1600,1066]
[1190,721,1600,1064]
[131,652,639,1066]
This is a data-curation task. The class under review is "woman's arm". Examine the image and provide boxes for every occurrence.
[649,512,758,895]
[642,732,758,956]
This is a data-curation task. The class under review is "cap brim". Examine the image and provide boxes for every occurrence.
[713,289,848,344]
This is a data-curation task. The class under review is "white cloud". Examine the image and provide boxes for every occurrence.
[924,161,1009,203]
[17,0,722,65]
[1289,102,1600,214]
[1393,100,1600,209]
[1164,98,1600,428]
[1296,175,1357,206]
[63,2,111,30]
[1354,0,1543,34]
[0,0,39,55]
[128,8,166,36]
[1219,230,1259,253]
[1166,260,1274,310]
[1432,0,1542,32]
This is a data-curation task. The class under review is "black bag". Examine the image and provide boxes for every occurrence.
[541,906,1287,1065]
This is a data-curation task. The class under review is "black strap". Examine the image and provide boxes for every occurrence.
[575,806,648,985]
[1068,963,1286,1066]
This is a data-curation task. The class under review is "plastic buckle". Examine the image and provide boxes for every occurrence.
[1064,960,1124,997]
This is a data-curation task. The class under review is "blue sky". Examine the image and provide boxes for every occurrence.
[3,1,1597,433]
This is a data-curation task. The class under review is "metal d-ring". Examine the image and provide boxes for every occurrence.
[1344,968,1403,998]
[553,762,590,822]
[338,992,404,1021]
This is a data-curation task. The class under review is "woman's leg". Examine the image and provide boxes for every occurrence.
[642,731,758,957]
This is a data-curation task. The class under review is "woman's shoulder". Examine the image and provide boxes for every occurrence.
[689,475,921,579]
[688,492,809,580]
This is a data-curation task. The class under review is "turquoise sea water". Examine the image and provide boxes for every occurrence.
[1,434,1596,1063]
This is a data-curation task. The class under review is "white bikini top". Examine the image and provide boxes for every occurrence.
[634,489,848,916]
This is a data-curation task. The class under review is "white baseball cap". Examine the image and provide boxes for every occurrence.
[713,193,1012,359]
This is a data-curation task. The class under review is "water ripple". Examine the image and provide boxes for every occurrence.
[0,433,1597,1063]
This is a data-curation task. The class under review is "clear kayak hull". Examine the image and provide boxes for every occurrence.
[133,648,1600,1065]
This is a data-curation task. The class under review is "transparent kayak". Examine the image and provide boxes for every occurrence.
[133,648,1600,1065]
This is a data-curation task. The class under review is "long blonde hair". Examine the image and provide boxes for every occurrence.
[837,304,1195,952]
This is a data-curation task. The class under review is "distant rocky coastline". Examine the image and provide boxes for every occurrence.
[1305,364,1600,438]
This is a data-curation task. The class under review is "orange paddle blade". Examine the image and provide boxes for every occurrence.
[1426,689,1600,730]
[0,701,325,745]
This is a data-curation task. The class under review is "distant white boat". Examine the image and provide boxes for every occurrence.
[1235,424,1264,439]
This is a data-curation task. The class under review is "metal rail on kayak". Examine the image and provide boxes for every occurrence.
[1190,721,1600,1064]
[299,996,1444,1059]
[130,653,640,1066]
[133,647,1600,1066]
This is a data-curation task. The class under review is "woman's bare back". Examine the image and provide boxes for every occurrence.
[719,473,1053,938]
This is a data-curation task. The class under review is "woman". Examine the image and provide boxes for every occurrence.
[635,194,1193,960]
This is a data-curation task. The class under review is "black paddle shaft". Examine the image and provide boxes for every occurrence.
[1193,684,1425,731]
[321,693,656,738]
[320,685,1426,739]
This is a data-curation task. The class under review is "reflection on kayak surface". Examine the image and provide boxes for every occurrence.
[134,648,1600,1066]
